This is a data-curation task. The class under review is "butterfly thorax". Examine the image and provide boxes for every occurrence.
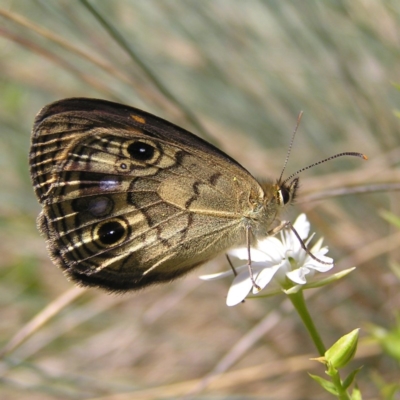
[244,182,280,238]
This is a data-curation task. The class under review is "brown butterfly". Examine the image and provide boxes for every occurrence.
[29,98,365,291]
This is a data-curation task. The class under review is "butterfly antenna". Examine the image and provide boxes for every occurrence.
[282,152,368,186]
[278,111,303,183]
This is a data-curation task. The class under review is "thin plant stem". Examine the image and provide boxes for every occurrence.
[288,290,326,356]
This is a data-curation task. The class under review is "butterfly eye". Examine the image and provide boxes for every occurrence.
[278,178,299,206]
[279,186,291,205]
[127,141,155,161]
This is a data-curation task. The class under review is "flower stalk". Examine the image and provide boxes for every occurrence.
[288,290,326,356]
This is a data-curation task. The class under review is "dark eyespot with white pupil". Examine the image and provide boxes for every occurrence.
[98,221,125,245]
[127,141,155,161]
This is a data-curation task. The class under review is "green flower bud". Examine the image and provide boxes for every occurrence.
[325,329,359,369]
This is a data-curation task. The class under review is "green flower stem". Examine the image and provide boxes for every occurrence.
[288,290,326,356]
[327,365,351,400]
[288,291,353,399]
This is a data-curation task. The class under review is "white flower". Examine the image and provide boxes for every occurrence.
[200,214,334,306]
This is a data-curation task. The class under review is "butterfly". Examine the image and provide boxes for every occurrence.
[30,98,365,291]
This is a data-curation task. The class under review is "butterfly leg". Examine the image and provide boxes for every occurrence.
[267,220,289,236]
[225,254,238,276]
[270,220,333,266]
[246,226,261,291]
[286,221,334,266]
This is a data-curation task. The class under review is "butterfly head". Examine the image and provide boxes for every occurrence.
[256,176,299,225]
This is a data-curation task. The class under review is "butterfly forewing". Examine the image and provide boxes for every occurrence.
[30,98,268,291]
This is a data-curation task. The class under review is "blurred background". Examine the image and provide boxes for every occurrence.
[0,1,399,399]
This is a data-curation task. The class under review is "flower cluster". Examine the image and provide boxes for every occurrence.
[201,214,336,306]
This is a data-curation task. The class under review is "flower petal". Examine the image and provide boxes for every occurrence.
[293,213,310,239]
[199,270,235,280]
[227,247,248,260]
[310,237,324,252]
[228,248,268,262]
[256,237,285,260]
[286,266,311,284]
[255,264,282,290]
[303,257,334,272]
[226,270,254,306]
